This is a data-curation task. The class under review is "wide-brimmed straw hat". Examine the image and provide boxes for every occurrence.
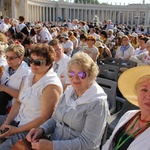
[118,66,150,106]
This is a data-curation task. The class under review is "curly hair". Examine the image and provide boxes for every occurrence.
[30,44,56,67]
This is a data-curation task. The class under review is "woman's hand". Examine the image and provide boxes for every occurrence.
[31,139,53,150]
[26,128,44,142]
[0,125,18,138]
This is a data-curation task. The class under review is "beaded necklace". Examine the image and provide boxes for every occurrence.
[115,112,150,150]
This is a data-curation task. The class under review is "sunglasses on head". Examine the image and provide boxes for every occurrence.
[68,71,86,79]
[28,57,46,66]
[5,55,19,61]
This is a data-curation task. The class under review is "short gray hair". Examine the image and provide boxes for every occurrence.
[68,51,99,82]
[6,44,25,57]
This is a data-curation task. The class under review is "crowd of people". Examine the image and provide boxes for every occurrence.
[0,15,150,150]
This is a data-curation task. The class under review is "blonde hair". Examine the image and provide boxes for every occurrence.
[0,33,8,44]
[135,75,150,93]
[6,44,25,57]
[122,35,129,41]
[68,51,99,82]
[87,35,96,42]
[146,40,150,48]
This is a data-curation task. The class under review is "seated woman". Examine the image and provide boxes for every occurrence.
[130,40,150,66]
[0,44,63,149]
[26,52,109,150]
[0,44,30,115]
[77,33,87,51]
[94,41,112,60]
[80,35,99,62]
[60,32,73,57]
[102,66,150,150]
[115,35,135,60]
[130,32,139,50]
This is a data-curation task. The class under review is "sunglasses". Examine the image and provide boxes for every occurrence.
[5,55,19,61]
[28,57,46,66]
[68,71,86,79]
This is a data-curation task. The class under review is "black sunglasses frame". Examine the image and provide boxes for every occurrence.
[28,57,46,66]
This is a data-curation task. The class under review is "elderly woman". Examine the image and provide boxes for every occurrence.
[0,44,30,115]
[26,51,109,150]
[102,66,150,150]
[0,44,62,149]
[80,35,99,62]
[60,32,73,57]
[115,35,135,60]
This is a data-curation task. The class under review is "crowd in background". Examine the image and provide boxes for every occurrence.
[0,15,150,149]
[0,16,150,65]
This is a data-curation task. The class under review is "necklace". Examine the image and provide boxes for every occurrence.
[115,112,150,150]
[139,116,150,123]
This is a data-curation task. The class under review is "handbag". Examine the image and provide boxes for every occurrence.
[11,135,49,150]
[11,138,33,150]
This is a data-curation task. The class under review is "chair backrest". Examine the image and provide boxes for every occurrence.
[103,57,119,66]
[98,64,119,82]
[118,59,137,68]
[96,77,117,114]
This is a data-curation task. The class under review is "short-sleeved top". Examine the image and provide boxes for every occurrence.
[80,45,99,59]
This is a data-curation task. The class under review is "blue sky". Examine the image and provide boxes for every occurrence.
[101,0,149,5]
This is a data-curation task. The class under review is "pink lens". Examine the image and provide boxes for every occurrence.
[68,71,86,79]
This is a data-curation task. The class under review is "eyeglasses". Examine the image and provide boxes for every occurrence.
[5,55,19,61]
[28,57,46,66]
[68,71,86,79]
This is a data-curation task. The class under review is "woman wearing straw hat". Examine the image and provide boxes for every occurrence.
[102,66,150,150]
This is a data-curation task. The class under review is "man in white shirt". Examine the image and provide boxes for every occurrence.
[49,39,70,90]
[89,28,100,40]
[68,19,79,30]
[0,17,10,33]
[105,19,114,33]
[35,23,52,43]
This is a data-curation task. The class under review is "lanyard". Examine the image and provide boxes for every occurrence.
[115,113,150,150]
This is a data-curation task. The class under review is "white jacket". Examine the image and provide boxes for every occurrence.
[1,61,30,90]
[102,110,150,150]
